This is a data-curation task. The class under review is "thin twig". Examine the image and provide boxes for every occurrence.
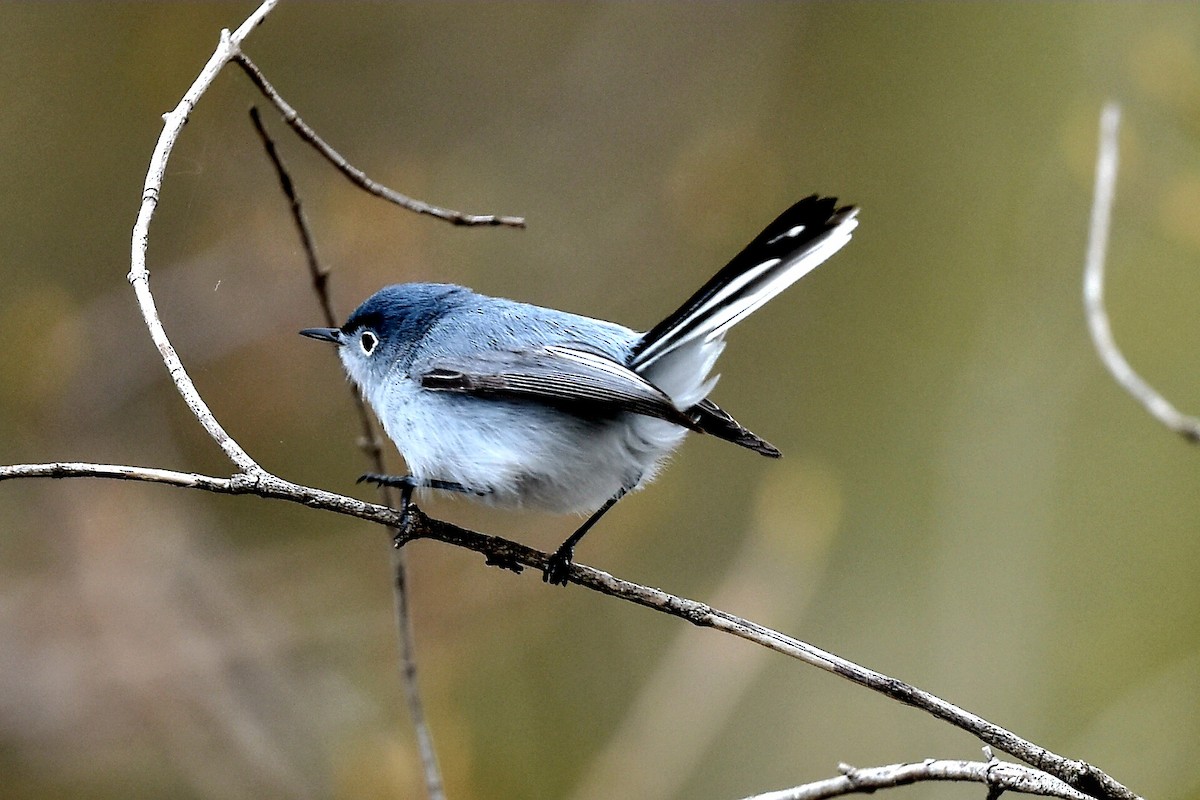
[389,551,443,799]
[249,106,445,800]
[236,54,525,229]
[246,106,389,479]
[0,461,1140,800]
[249,105,330,315]
[1083,101,1200,442]
[738,758,1091,800]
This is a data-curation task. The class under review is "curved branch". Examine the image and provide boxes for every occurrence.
[1083,101,1200,442]
[740,757,1091,800]
[128,6,277,474]
[0,461,1139,800]
[127,0,525,482]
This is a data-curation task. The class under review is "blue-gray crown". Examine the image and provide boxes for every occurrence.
[341,283,469,344]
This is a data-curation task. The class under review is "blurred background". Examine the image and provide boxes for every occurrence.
[2,3,1200,799]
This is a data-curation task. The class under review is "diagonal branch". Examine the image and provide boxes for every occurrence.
[1083,101,1200,442]
[247,106,390,482]
[0,461,1140,800]
[738,756,1092,800]
[235,54,525,229]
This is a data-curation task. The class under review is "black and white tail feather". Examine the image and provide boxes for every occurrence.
[634,195,858,457]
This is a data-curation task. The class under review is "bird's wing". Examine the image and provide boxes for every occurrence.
[416,345,699,429]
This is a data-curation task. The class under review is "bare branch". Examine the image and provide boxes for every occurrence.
[739,758,1092,800]
[236,54,525,229]
[0,461,1140,800]
[249,107,445,800]
[1083,101,1200,442]
[0,462,241,492]
[249,105,331,319]
[0,462,396,524]
[127,3,278,474]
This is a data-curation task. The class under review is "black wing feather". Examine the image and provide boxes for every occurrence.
[690,399,782,458]
[418,346,780,456]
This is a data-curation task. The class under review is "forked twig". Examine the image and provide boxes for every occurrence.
[249,107,445,800]
[1083,101,1200,442]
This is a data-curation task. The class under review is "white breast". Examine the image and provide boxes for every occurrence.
[367,376,687,514]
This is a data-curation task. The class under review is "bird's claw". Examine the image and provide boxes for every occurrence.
[543,546,574,586]
[486,551,524,573]
[359,472,406,488]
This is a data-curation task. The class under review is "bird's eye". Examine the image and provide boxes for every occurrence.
[359,330,378,355]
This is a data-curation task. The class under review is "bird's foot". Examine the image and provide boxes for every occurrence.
[358,472,413,489]
[486,551,524,574]
[543,544,575,586]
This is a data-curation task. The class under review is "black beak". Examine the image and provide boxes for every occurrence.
[299,327,342,344]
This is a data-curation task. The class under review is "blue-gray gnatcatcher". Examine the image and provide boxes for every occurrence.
[301,195,857,584]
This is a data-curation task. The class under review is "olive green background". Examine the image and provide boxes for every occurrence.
[2,3,1200,799]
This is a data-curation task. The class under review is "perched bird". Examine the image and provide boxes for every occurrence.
[302,195,858,584]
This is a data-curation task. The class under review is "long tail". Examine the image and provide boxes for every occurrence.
[631,195,858,372]
[630,195,858,456]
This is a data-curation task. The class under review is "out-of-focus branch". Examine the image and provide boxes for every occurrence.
[236,54,525,229]
[246,106,389,487]
[249,106,445,800]
[0,460,1141,800]
[739,756,1092,800]
[1083,101,1200,442]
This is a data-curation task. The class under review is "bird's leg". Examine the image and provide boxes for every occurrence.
[357,474,489,543]
[543,486,630,586]
[358,473,487,496]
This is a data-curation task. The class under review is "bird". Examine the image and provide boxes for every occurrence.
[301,195,858,584]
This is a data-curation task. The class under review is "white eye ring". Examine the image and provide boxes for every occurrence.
[359,330,378,355]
